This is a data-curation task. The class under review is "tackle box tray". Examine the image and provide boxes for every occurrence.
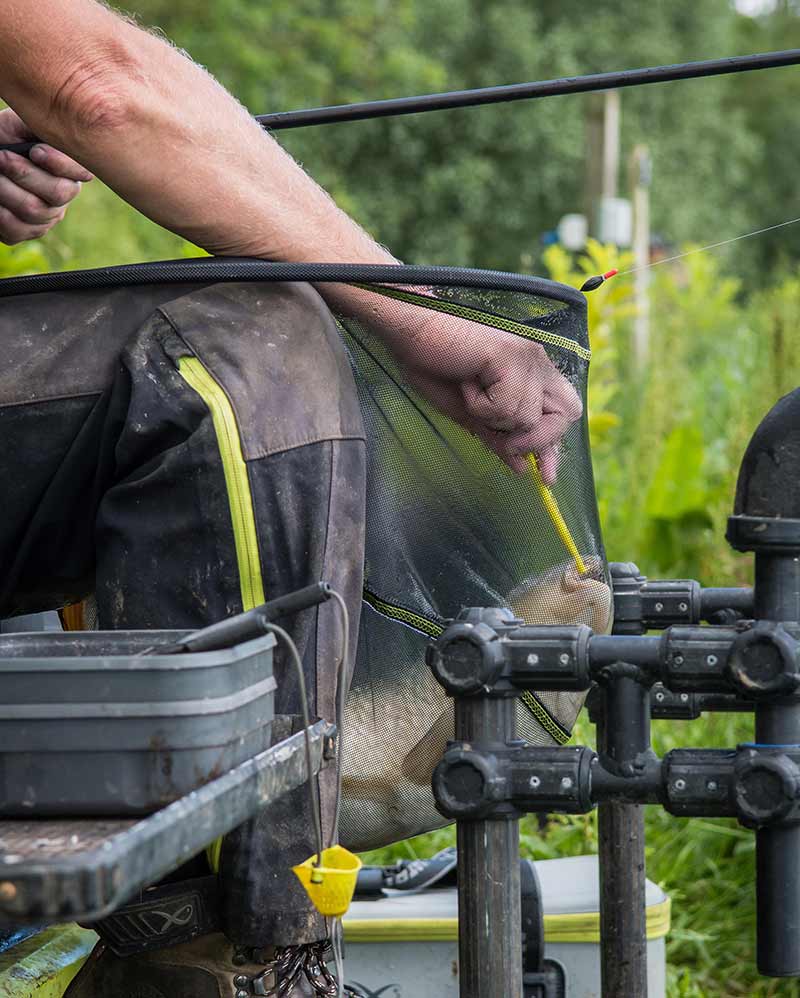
[0,720,334,924]
[0,630,276,816]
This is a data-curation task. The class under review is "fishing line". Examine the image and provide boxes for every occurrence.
[580,215,800,291]
[618,215,800,277]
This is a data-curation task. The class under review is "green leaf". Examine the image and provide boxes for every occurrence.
[645,426,709,522]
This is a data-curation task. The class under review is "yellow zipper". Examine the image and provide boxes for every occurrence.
[178,356,267,873]
[177,356,265,613]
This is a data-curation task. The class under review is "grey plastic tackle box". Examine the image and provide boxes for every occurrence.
[0,629,276,816]
[342,854,670,998]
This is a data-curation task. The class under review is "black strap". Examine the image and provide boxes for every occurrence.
[93,875,221,956]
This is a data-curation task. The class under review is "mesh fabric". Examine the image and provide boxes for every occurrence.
[336,278,609,850]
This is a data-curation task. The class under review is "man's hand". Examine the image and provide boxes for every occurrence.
[374,306,582,483]
[0,109,92,245]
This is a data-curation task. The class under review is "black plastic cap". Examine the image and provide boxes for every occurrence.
[734,388,800,519]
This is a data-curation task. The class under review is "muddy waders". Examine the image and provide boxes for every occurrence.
[0,280,365,996]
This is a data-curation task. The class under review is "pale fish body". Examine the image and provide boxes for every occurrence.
[340,558,611,851]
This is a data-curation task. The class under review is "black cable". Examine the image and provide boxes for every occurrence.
[265,622,325,869]
[256,49,800,131]
[329,590,350,844]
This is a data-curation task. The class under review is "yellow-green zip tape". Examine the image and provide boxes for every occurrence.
[520,690,571,745]
[343,897,671,944]
[363,588,445,639]
[178,355,266,874]
[177,356,265,612]
[362,590,570,742]
[351,284,591,362]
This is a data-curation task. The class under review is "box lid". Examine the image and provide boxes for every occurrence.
[343,854,670,944]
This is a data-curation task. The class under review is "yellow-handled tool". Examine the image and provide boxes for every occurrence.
[527,453,587,576]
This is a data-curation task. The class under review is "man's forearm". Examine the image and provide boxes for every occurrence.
[0,0,395,271]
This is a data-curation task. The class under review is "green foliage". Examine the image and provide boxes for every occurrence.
[542,240,632,447]
[582,248,770,585]
[0,240,48,277]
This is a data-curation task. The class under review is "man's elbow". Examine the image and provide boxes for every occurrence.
[48,41,144,145]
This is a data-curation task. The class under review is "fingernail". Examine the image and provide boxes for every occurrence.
[29,145,47,164]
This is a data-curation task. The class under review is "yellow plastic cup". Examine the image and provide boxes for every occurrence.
[292,845,363,917]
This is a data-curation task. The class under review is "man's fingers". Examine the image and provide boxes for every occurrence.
[0,175,67,226]
[461,358,547,432]
[29,145,94,184]
[534,445,560,486]
[543,369,583,425]
[0,205,52,245]
[461,379,519,431]
[0,150,84,208]
[501,412,576,459]
[0,108,35,144]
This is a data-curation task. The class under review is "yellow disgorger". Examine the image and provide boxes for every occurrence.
[527,453,587,576]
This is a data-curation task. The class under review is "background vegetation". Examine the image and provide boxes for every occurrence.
[5,0,800,993]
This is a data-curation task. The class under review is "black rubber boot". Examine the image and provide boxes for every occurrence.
[63,935,361,998]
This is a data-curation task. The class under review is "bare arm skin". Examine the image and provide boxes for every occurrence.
[0,0,387,265]
[0,0,581,479]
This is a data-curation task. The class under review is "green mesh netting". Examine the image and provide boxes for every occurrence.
[337,278,609,850]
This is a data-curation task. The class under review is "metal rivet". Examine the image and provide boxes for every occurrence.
[707,780,718,792]
[0,882,17,903]
[561,777,573,789]
[674,779,686,791]
[673,655,684,666]
[234,976,249,988]
[655,602,664,612]
[235,990,249,998]
[527,653,539,666]
[706,654,718,666]
[530,775,541,788]
[678,602,688,612]
[559,653,570,665]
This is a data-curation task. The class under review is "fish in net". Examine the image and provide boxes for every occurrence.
[335,274,609,851]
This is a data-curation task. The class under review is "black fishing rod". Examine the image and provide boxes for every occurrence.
[3,48,800,159]
[258,48,800,130]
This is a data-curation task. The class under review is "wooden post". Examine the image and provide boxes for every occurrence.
[629,144,651,368]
